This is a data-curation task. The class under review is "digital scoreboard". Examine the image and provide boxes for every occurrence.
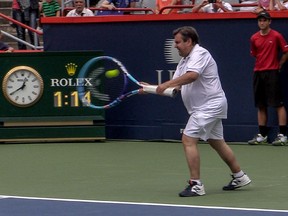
[0,51,105,142]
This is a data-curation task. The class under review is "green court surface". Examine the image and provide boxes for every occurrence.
[0,140,287,211]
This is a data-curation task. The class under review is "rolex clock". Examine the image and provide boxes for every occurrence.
[2,66,44,108]
[0,52,105,143]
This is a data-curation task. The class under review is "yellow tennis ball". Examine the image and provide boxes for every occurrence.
[105,69,120,78]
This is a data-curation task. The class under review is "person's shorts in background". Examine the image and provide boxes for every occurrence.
[253,70,284,108]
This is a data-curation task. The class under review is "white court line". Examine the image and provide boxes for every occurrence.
[0,195,288,213]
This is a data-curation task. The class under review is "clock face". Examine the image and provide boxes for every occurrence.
[2,66,44,107]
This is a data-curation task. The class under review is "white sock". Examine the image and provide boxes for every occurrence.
[233,170,244,178]
[190,179,202,185]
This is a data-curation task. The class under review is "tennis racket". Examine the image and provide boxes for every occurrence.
[77,56,178,109]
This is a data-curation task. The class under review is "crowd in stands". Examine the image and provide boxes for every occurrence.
[4,0,288,50]
[63,0,288,16]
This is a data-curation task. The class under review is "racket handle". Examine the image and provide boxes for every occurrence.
[142,85,178,98]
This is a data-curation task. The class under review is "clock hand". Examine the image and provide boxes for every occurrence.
[20,79,27,90]
[9,78,28,96]
[9,86,23,96]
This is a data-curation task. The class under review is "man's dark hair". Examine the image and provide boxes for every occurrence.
[173,26,199,45]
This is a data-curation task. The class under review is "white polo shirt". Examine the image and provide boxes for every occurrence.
[173,44,227,118]
[66,8,94,16]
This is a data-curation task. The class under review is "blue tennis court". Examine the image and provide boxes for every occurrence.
[1,196,288,216]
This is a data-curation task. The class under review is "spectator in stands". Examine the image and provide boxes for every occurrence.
[97,0,137,15]
[156,0,182,14]
[192,0,233,12]
[0,31,14,52]
[239,0,257,12]
[272,0,288,9]
[12,0,39,50]
[139,0,156,10]
[41,0,61,17]
[66,0,94,16]
[254,0,275,13]
[133,0,155,14]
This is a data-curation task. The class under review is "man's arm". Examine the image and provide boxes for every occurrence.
[55,10,60,16]
[166,0,179,14]
[156,71,199,94]
[279,52,288,70]
[274,0,287,10]
[217,1,233,12]
[6,46,14,52]
[192,0,208,13]
[101,0,115,9]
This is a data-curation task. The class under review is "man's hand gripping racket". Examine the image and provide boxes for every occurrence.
[77,56,178,109]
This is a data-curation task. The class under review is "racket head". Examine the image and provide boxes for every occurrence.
[77,56,130,109]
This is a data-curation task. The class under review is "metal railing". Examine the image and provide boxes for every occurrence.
[0,12,43,50]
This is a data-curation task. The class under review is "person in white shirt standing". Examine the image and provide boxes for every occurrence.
[66,0,94,16]
[156,26,251,197]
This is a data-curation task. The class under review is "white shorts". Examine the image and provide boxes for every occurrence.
[183,112,224,141]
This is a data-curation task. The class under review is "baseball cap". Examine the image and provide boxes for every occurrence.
[257,11,271,19]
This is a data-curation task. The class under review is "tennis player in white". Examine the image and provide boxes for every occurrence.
[156,26,251,196]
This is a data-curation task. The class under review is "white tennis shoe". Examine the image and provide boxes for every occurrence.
[223,174,251,190]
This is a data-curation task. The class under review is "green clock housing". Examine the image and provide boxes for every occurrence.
[0,51,105,143]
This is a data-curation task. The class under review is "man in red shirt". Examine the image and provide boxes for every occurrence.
[249,11,288,146]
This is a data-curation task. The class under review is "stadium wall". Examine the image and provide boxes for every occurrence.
[41,12,288,142]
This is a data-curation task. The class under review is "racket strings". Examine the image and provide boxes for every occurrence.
[86,67,110,102]
[84,59,126,107]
